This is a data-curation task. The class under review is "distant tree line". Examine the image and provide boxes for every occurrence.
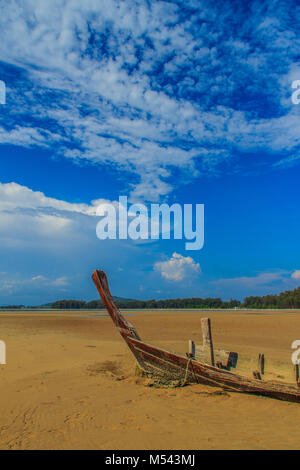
[51,300,87,309]
[50,286,300,310]
[243,286,300,309]
[50,297,241,309]
[3,286,300,310]
[0,305,25,309]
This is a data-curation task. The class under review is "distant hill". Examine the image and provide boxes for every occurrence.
[113,296,137,303]
[0,297,136,310]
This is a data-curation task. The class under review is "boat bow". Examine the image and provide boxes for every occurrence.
[92,269,140,340]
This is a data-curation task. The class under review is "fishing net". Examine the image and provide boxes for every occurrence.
[134,357,195,387]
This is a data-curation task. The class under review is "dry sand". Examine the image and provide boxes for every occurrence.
[1,309,300,450]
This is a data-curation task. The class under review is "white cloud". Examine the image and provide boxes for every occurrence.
[52,276,69,286]
[0,182,124,243]
[0,274,70,293]
[208,269,300,299]
[0,181,109,215]
[30,274,69,287]
[0,180,159,304]
[31,275,47,282]
[213,271,288,289]
[0,181,171,246]
[0,181,102,267]
[154,252,200,282]
[0,1,299,200]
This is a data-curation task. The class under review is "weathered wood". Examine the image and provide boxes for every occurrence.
[295,364,299,385]
[258,353,265,375]
[188,340,195,358]
[253,370,262,380]
[201,318,215,366]
[228,351,238,368]
[194,345,237,369]
[0,340,5,365]
[92,270,140,341]
[92,269,300,403]
[128,336,300,402]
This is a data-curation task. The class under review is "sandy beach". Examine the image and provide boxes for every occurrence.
[1,309,300,450]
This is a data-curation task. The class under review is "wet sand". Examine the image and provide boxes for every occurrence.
[0,309,300,449]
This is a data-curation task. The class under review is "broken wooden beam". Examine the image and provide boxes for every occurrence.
[295,364,300,386]
[258,353,265,375]
[191,317,238,369]
[188,339,195,358]
[194,347,237,369]
[253,370,262,380]
[201,317,215,367]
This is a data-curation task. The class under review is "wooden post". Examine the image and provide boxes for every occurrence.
[201,318,215,366]
[0,340,5,365]
[253,370,262,380]
[295,364,299,386]
[188,340,195,358]
[258,353,265,375]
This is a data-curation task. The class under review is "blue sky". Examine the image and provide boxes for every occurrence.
[0,0,300,304]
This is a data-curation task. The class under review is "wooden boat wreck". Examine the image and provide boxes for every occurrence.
[92,269,300,403]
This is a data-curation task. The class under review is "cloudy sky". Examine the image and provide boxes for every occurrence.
[0,0,300,304]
